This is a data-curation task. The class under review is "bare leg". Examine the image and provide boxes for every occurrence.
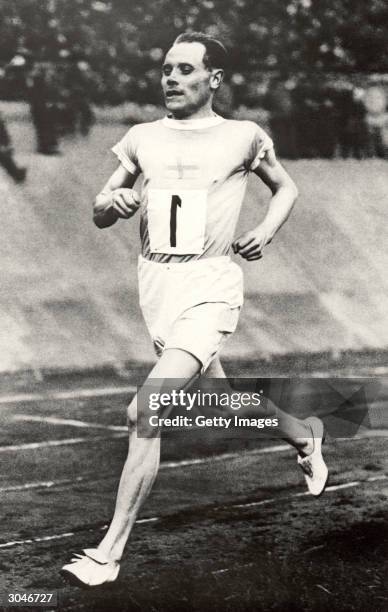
[97,348,201,561]
[204,357,313,455]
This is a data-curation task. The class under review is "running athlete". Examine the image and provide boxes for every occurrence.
[61,32,328,587]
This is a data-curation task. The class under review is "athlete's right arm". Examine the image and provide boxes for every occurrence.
[93,163,140,229]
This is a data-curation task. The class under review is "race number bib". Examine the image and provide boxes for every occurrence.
[147,189,207,254]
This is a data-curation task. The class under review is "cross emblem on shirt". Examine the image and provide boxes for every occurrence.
[167,158,198,179]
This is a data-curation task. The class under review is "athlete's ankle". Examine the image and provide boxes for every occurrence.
[292,421,314,455]
[96,544,122,563]
[297,438,314,456]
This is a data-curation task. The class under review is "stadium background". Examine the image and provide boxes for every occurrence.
[1,0,388,373]
[0,2,387,611]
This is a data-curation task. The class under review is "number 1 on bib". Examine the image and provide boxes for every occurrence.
[147,188,207,254]
[170,195,182,247]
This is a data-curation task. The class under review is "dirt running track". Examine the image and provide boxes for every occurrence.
[0,371,387,612]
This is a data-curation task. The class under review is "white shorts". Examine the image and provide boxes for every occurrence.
[138,255,243,371]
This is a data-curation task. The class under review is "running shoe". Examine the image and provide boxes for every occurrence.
[61,548,120,587]
[298,416,328,496]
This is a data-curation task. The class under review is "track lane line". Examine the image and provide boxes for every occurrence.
[0,476,88,492]
[1,424,385,453]
[13,410,386,438]
[12,414,128,432]
[0,438,385,492]
[159,444,290,469]
[0,444,292,491]
[0,385,137,405]
[0,433,127,452]
[0,518,158,550]
[0,474,385,550]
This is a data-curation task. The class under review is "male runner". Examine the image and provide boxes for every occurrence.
[61,32,328,587]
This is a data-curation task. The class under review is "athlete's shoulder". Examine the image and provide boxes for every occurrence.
[221,120,274,169]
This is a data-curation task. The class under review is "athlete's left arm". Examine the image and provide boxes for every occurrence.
[233,149,298,261]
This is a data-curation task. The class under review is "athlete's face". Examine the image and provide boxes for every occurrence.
[162,42,220,118]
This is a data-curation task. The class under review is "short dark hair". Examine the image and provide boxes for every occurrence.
[174,32,228,71]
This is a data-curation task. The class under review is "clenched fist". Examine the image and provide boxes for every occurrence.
[111,188,140,219]
[232,224,273,261]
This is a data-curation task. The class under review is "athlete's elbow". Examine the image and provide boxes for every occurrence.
[92,204,102,228]
[275,180,298,206]
[93,211,115,229]
[93,206,108,229]
[288,180,299,203]
[287,174,298,197]
[93,214,105,229]
[93,198,110,228]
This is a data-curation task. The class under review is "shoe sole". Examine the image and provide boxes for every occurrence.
[304,416,328,497]
[60,568,94,589]
[60,567,119,589]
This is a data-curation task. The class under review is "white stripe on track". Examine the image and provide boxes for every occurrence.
[0,422,383,454]
[0,476,86,492]
[232,481,368,508]
[0,518,159,549]
[0,426,376,455]
[160,445,290,469]
[13,414,128,432]
[0,474,385,550]
[0,439,385,493]
[0,518,158,549]
[2,472,209,494]
[0,433,127,453]
[0,445,292,491]
[0,385,137,406]
[233,475,388,508]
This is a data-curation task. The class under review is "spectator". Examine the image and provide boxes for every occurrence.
[266,78,298,159]
[364,86,388,158]
[335,86,368,159]
[0,111,26,182]
[27,61,61,155]
[61,56,95,137]
[292,80,337,158]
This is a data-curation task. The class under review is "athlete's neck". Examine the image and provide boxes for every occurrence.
[168,105,216,121]
[163,114,225,130]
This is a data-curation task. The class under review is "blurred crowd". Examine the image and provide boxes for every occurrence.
[1,0,388,182]
[0,52,95,181]
[266,79,388,159]
[26,59,94,155]
[7,51,94,153]
[1,55,388,185]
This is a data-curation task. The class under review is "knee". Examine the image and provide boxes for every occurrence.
[127,397,159,438]
[126,402,138,431]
